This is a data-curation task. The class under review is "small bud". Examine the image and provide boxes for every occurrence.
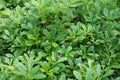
[77,63,82,68]
[45,40,49,43]
[64,23,67,25]
[118,21,120,24]
[57,54,61,59]
[27,50,30,54]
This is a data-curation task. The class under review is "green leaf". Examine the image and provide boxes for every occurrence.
[86,69,93,80]
[55,34,66,41]
[28,58,34,73]
[67,46,72,52]
[68,59,74,66]
[2,35,9,39]
[27,33,36,40]
[51,51,56,61]
[73,71,82,80]
[14,60,27,75]
[4,57,10,65]
[57,57,68,63]
[43,29,51,40]
[115,77,120,80]
[103,70,114,77]
[24,54,30,62]
[4,29,10,36]
[14,71,26,76]
[103,8,108,17]
[25,40,34,46]
[52,42,58,47]
[33,73,46,79]
[1,65,14,71]
[30,65,39,74]
[34,52,45,63]
[49,67,60,74]
[10,76,25,80]
[88,46,94,52]
[60,74,66,80]
[96,64,101,77]
[14,49,23,57]
[69,0,83,7]
[5,53,14,58]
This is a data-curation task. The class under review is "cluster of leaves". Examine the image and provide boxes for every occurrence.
[0,0,120,80]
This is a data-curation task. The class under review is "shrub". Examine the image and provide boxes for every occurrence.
[0,0,120,80]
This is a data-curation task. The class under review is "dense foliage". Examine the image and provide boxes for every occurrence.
[0,0,120,80]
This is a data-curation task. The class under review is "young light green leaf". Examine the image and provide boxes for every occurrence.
[57,57,68,63]
[52,42,58,47]
[96,64,101,77]
[5,53,14,58]
[73,70,82,80]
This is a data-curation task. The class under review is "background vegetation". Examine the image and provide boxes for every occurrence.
[0,0,120,80]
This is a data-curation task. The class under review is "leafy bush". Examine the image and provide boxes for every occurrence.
[0,0,120,80]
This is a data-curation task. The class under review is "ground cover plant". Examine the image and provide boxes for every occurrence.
[0,0,120,80]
